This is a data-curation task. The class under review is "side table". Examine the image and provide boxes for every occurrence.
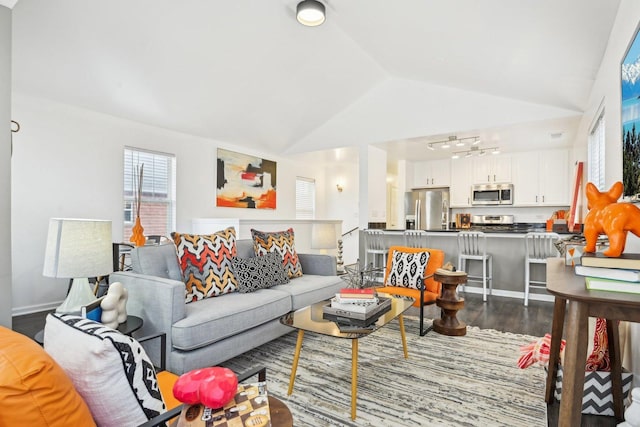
[34,315,143,345]
[268,396,294,427]
[432,269,467,336]
[546,258,640,426]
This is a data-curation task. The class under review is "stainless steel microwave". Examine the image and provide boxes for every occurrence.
[472,183,513,205]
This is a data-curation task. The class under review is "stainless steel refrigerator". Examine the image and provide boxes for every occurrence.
[405,188,450,230]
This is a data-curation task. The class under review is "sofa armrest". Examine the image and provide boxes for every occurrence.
[109,271,186,367]
[298,253,337,276]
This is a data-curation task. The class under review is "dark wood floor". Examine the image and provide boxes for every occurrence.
[12,293,617,427]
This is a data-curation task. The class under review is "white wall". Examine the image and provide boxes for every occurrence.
[366,145,387,224]
[0,6,12,327]
[571,0,640,387]
[575,1,640,186]
[323,147,360,265]
[10,94,326,315]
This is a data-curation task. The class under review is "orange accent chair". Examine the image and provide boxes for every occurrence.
[376,246,444,336]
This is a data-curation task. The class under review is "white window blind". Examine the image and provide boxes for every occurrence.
[123,147,176,241]
[296,177,316,219]
[588,111,605,191]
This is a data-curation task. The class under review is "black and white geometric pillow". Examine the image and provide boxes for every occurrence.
[232,252,290,293]
[385,250,430,289]
[44,313,166,427]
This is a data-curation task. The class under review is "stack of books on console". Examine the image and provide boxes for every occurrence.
[322,288,392,331]
[576,253,640,295]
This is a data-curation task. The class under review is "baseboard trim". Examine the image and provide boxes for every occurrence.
[12,301,61,317]
[460,286,555,303]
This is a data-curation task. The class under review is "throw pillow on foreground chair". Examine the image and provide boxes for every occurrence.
[375,245,444,336]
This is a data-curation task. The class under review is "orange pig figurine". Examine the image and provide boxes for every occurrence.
[583,181,640,257]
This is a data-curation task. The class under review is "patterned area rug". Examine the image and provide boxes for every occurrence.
[223,317,547,427]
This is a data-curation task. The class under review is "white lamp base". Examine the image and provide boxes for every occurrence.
[56,277,97,314]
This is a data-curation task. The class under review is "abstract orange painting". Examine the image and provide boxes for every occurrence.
[216,148,277,209]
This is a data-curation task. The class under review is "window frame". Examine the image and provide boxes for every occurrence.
[588,108,605,191]
[123,147,176,240]
[295,176,316,219]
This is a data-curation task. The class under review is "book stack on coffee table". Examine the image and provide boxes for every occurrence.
[576,253,640,294]
[322,288,392,332]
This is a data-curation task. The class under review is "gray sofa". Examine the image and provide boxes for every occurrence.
[109,239,344,374]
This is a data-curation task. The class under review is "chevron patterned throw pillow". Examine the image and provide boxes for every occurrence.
[251,228,303,278]
[173,227,239,302]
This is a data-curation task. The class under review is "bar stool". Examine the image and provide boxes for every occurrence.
[403,230,428,248]
[364,229,388,282]
[457,231,493,302]
[524,232,560,306]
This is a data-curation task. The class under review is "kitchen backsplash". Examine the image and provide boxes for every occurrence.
[450,205,571,224]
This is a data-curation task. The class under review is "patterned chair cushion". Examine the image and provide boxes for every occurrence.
[385,250,430,289]
[172,227,238,302]
[232,252,290,293]
[44,313,166,427]
[251,228,303,278]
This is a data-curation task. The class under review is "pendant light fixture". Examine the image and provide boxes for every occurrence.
[297,0,326,27]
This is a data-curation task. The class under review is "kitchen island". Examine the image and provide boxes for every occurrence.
[360,228,579,303]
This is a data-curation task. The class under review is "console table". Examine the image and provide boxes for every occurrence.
[545,258,640,426]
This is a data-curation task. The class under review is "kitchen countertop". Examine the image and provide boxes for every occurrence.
[382,224,579,235]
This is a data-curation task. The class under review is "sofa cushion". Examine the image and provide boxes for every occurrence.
[236,239,255,259]
[251,228,303,278]
[172,289,291,350]
[131,242,183,281]
[0,326,96,427]
[173,227,239,302]
[271,274,344,310]
[385,250,430,289]
[232,252,290,293]
[44,314,166,427]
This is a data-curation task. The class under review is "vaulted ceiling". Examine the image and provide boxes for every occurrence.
[8,0,621,161]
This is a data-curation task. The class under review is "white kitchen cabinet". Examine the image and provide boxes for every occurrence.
[472,155,511,184]
[413,159,451,188]
[539,149,569,205]
[512,149,569,206]
[450,157,473,207]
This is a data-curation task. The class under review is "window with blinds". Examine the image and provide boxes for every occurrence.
[296,177,316,219]
[588,111,605,191]
[123,148,176,241]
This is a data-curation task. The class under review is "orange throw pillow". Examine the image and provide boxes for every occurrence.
[0,326,95,427]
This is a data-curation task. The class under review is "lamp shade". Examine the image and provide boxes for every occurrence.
[311,223,336,250]
[43,218,113,278]
[296,0,325,26]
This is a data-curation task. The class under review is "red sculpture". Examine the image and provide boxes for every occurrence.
[583,181,640,257]
[172,366,238,409]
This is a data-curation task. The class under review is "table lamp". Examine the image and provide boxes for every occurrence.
[43,218,113,314]
[311,223,336,252]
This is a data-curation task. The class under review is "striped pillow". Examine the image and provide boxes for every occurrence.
[172,227,238,302]
[251,228,303,278]
[385,250,430,289]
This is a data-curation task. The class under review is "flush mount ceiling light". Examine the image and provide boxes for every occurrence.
[297,0,326,26]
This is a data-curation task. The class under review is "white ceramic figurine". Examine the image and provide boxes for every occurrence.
[100,282,128,329]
